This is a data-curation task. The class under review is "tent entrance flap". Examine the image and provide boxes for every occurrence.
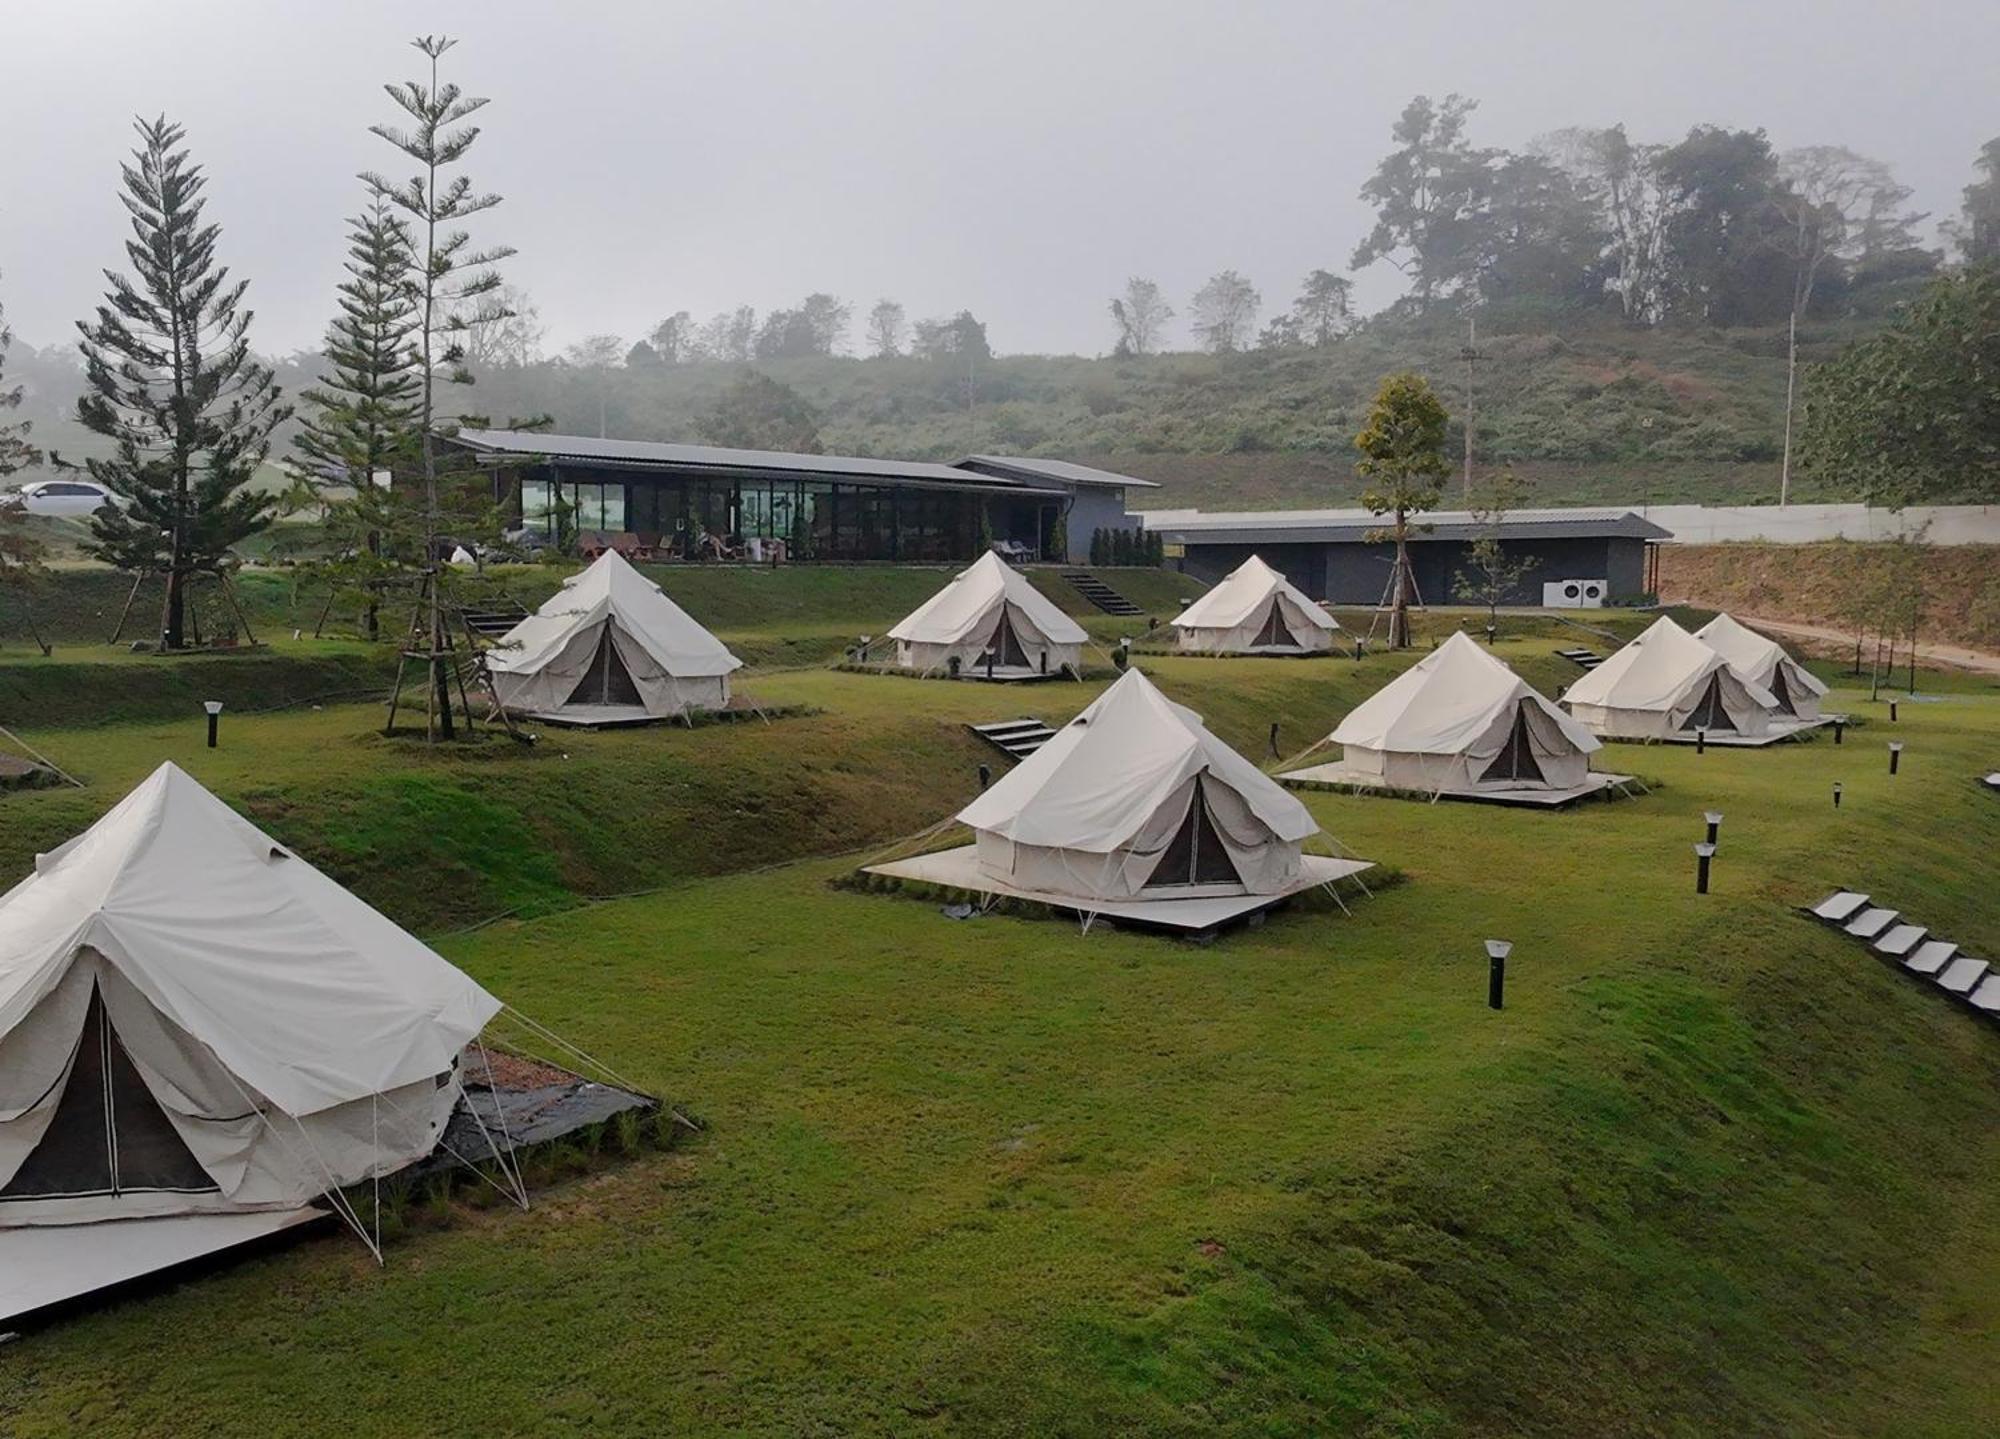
[1769,665,1795,715]
[0,987,217,1205]
[1252,602,1289,649]
[1682,673,1737,732]
[569,626,644,707]
[988,609,1031,669]
[1480,704,1547,785]
[1148,780,1243,888]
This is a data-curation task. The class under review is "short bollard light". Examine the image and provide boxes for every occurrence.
[1695,726,1708,755]
[1890,699,1899,722]
[1833,718,1845,745]
[1694,841,1717,895]
[1704,810,1723,846]
[1268,721,1281,759]
[1889,741,1904,775]
[1485,939,1512,1011]
[203,699,223,749]
[1832,781,1843,809]
[977,763,991,791]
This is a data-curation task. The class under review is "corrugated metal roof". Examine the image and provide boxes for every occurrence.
[449,429,1060,494]
[956,455,1162,490]
[1146,506,1674,544]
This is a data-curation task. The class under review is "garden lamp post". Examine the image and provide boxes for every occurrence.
[203,700,223,749]
[1694,842,1716,894]
[1485,939,1511,1011]
[1704,811,1722,846]
[1832,781,1843,809]
[1888,741,1904,776]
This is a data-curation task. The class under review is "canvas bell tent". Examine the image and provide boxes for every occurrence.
[887,552,1086,679]
[1693,613,1828,722]
[488,550,742,723]
[1170,555,1340,654]
[0,764,500,1234]
[1562,615,1779,741]
[1297,630,1607,798]
[954,667,1323,900]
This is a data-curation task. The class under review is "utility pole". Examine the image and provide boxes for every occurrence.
[1460,316,1482,499]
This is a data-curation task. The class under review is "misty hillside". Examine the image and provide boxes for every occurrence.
[6,306,1933,513]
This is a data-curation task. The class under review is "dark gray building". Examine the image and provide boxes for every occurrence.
[953,456,1159,563]
[450,430,1158,565]
[1150,507,1672,606]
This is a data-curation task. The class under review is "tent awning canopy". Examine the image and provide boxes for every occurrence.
[490,550,741,680]
[958,668,1317,854]
[888,553,1087,648]
[1171,555,1339,635]
[0,763,499,1118]
[1331,631,1599,756]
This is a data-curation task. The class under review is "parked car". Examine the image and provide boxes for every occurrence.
[5,477,120,517]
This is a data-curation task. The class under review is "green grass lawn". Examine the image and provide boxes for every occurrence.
[2,596,1998,1434]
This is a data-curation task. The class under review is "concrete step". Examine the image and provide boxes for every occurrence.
[969,718,1058,759]
[1967,974,2000,1016]
[1555,647,1603,670]
[1903,939,1959,976]
[1936,956,1991,996]
[1811,891,1870,923]
[1843,907,1899,940]
[1060,570,1144,617]
[1874,924,1928,958]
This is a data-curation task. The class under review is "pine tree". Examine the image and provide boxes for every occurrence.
[293,195,421,640]
[363,34,514,740]
[75,116,287,651]
[1,283,46,604]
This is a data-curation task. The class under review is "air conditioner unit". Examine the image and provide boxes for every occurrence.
[1542,578,1608,609]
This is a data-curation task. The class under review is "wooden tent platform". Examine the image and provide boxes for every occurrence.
[861,846,1372,933]
[1277,763,1634,808]
[1650,716,1837,747]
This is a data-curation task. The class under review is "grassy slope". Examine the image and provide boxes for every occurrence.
[2,573,1997,1435]
[1661,542,2000,654]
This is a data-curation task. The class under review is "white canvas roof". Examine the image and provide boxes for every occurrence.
[887,552,1087,647]
[490,549,741,680]
[1171,555,1338,634]
[958,668,1316,852]
[1563,615,1779,713]
[0,763,499,1118]
[1331,631,1599,756]
[1693,613,1829,698]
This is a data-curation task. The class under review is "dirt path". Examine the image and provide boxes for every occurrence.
[1735,613,2000,678]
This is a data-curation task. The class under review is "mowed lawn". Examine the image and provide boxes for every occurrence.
[2,653,1998,1434]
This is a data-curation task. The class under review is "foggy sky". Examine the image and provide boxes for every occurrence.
[3,1,1994,359]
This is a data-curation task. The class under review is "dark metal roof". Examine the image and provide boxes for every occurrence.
[449,429,1062,496]
[1148,506,1674,545]
[955,455,1162,490]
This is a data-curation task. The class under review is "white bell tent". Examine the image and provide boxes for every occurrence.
[1693,613,1828,722]
[1562,615,1779,741]
[0,764,501,1237]
[1288,631,1610,800]
[886,552,1086,679]
[1170,555,1340,654]
[489,550,742,723]
[951,668,1336,904]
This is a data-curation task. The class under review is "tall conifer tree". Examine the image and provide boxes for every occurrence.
[1,283,46,592]
[293,195,420,639]
[76,116,287,650]
[363,35,513,738]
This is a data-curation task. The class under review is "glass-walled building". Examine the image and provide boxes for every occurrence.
[451,430,1070,563]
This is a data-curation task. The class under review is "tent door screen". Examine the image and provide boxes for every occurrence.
[572,627,643,707]
[0,986,217,1204]
[1252,602,1289,649]
[1148,780,1243,888]
[1682,673,1737,732]
[1479,704,1546,785]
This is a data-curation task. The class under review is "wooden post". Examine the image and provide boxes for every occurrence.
[109,571,145,645]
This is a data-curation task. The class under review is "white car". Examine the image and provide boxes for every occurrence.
[4,478,120,517]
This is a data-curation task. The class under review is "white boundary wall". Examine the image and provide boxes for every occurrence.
[1640,504,2000,545]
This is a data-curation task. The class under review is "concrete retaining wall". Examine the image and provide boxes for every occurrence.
[1641,504,2000,545]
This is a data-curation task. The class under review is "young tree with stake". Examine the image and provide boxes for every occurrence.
[1456,468,1535,637]
[363,34,515,740]
[73,117,288,651]
[1355,372,1450,649]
